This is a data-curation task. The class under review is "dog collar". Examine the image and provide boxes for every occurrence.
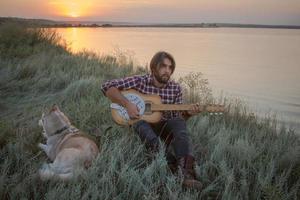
[52,126,69,135]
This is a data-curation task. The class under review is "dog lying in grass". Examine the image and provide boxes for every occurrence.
[38,105,99,180]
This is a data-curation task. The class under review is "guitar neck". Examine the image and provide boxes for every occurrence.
[151,104,204,111]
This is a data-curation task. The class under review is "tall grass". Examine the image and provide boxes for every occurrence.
[0,23,299,200]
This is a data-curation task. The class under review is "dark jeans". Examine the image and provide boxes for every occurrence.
[132,118,193,158]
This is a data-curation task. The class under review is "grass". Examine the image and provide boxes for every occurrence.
[0,22,299,200]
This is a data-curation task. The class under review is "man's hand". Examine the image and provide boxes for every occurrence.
[125,102,140,119]
[186,103,201,116]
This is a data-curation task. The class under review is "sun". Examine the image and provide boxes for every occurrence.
[49,0,95,19]
[69,12,80,18]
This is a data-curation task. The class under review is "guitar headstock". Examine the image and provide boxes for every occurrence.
[204,104,225,115]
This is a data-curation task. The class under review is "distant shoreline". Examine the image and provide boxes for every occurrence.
[1,17,300,29]
[51,25,300,29]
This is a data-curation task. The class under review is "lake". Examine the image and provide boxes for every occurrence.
[55,27,300,133]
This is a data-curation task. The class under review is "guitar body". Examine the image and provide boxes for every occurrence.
[111,90,162,125]
[110,89,224,126]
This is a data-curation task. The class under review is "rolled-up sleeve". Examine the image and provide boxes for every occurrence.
[101,75,141,95]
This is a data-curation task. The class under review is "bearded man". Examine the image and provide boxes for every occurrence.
[101,51,202,190]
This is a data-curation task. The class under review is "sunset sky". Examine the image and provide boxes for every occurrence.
[1,0,300,25]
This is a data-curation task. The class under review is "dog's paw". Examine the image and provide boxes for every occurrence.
[38,143,47,151]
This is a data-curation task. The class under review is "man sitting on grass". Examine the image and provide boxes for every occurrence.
[101,51,203,190]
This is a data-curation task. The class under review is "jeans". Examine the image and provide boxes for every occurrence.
[132,118,193,158]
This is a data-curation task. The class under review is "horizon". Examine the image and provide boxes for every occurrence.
[3,16,300,27]
[1,0,300,26]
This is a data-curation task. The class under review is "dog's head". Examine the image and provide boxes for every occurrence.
[39,105,72,137]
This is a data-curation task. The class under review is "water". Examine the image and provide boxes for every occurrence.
[55,27,300,133]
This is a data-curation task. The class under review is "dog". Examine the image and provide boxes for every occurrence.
[38,105,99,180]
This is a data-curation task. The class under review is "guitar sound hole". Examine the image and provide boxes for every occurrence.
[145,102,152,114]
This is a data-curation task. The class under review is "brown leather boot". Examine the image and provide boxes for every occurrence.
[178,155,203,190]
[166,152,178,174]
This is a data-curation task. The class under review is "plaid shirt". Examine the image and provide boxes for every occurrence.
[101,74,183,120]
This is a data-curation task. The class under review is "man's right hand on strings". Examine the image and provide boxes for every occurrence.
[125,102,140,119]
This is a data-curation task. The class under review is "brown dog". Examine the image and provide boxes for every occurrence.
[38,105,99,180]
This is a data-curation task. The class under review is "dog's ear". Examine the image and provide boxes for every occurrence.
[38,113,45,126]
[42,105,48,114]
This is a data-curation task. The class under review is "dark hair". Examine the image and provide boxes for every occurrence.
[150,51,176,74]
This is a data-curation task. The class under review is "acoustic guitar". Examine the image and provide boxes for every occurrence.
[110,89,225,126]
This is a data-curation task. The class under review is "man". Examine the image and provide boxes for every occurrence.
[101,51,202,190]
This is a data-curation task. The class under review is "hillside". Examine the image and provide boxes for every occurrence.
[0,22,299,199]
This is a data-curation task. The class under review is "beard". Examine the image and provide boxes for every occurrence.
[153,72,170,84]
